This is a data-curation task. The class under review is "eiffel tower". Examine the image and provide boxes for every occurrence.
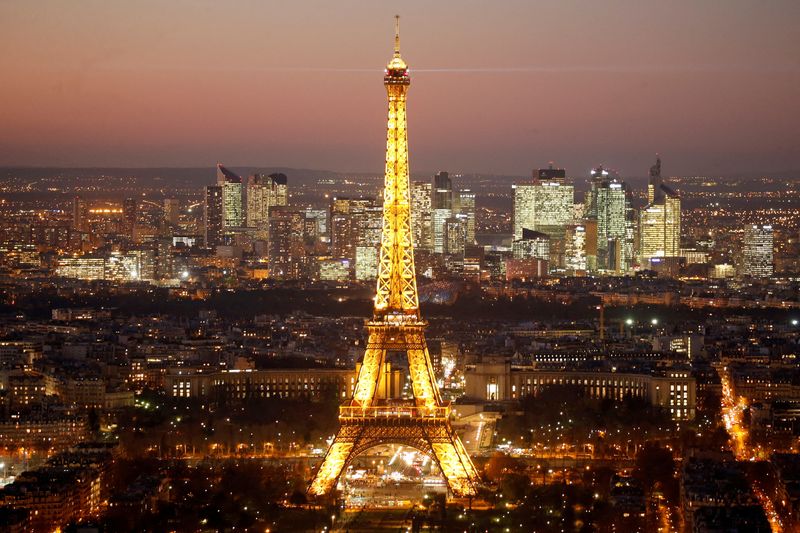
[308,17,480,498]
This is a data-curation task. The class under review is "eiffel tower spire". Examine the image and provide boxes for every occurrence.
[309,18,479,499]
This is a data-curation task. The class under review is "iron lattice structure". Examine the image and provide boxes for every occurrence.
[308,18,480,498]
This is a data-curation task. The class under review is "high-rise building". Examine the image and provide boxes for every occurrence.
[72,197,88,232]
[203,185,224,247]
[443,216,467,256]
[585,166,633,273]
[639,157,681,267]
[410,181,432,250]
[647,156,663,204]
[122,198,138,239]
[217,164,243,229]
[740,224,774,278]
[304,208,328,239]
[163,198,180,228]
[432,171,454,254]
[433,171,453,209]
[355,203,383,281]
[330,197,377,265]
[513,183,536,241]
[268,207,306,280]
[457,189,476,245]
[512,228,550,261]
[564,224,588,274]
[512,179,573,241]
[247,173,287,240]
[268,173,289,207]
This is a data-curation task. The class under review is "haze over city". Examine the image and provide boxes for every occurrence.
[2,2,800,532]
[1,0,799,175]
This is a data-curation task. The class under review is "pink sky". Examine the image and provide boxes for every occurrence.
[1,0,798,176]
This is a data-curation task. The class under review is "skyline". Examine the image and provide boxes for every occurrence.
[1,1,799,176]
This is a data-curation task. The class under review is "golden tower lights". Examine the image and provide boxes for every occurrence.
[308,16,480,498]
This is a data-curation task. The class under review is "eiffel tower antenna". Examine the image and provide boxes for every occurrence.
[308,17,479,498]
[394,14,401,55]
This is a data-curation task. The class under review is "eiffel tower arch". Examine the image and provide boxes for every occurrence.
[308,17,480,498]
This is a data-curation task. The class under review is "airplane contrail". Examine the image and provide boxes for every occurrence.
[97,64,800,74]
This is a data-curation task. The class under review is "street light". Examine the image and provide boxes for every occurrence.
[792,319,799,326]
[651,318,659,326]
[625,318,633,326]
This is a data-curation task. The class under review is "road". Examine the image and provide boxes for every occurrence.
[334,507,413,532]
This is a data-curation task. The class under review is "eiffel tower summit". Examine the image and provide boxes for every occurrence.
[308,16,480,498]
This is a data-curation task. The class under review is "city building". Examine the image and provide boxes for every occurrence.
[584,166,633,273]
[410,181,432,250]
[217,164,244,230]
[432,171,453,254]
[203,184,224,247]
[247,173,290,241]
[267,207,306,280]
[457,189,476,245]
[464,356,696,420]
[163,198,180,228]
[739,224,774,278]
[639,157,681,267]
[512,228,550,262]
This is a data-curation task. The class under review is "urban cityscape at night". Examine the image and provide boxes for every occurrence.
[1,2,799,532]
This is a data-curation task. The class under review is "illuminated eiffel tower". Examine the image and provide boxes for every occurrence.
[308,17,480,498]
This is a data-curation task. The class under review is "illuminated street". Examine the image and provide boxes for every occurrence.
[719,365,783,533]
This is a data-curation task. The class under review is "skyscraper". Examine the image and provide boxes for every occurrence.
[585,166,633,273]
[512,228,550,262]
[268,207,306,280]
[203,185,223,247]
[564,224,588,274]
[513,173,573,241]
[122,198,138,240]
[268,173,289,207]
[163,198,180,228]
[639,157,681,267]
[443,216,467,256]
[216,164,243,230]
[432,171,453,254]
[72,197,88,232]
[330,198,375,261]
[247,173,288,241]
[740,224,774,278]
[457,189,476,245]
[410,181,432,250]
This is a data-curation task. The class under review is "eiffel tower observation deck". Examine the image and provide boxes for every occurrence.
[308,16,480,498]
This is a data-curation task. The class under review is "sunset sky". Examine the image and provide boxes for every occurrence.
[1,0,798,176]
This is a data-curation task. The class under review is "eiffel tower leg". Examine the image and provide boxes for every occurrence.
[405,331,440,409]
[308,425,362,496]
[429,426,481,497]
[351,332,387,406]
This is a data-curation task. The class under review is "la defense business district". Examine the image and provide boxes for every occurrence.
[0,14,799,533]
